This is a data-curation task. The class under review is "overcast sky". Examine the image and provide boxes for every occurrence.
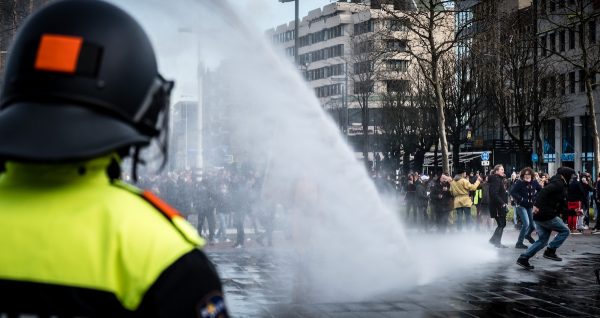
[236,0,334,31]
[107,0,335,101]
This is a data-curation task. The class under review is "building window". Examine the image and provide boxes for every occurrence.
[541,77,548,98]
[549,32,556,52]
[386,39,407,52]
[315,83,342,98]
[549,75,557,97]
[582,115,594,165]
[386,19,408,32]
[540,35,547,56]
[559,0,566,9]
[569,28,575,49]
[355,40,374,54]
[559,30,566,51]
[540,0,546,15]
[354,20,373,35]
[354,61,373,74]
[386,80,409,93]
[569,71,576,94]
[562,117,575,154]
[543,119,555,156]
[580,69,585,92]
[354,81,373,94]
[549,0,556,12]
[559,73,566,95]
[386,59,409,72]
[590,20,596,44]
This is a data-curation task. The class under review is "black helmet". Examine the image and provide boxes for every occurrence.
[0,0,173,162]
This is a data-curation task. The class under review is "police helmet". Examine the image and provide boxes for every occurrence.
[0,0,173,162]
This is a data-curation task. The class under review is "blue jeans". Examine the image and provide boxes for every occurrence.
[521,216,570,259]
[516,206,534,244]
[455,207,471,231]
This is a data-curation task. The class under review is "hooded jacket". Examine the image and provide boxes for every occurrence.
[534,174,569,222]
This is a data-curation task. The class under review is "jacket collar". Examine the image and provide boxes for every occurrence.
[0,155,115,187]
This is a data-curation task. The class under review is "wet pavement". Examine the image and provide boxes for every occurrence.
[206,229,600,317]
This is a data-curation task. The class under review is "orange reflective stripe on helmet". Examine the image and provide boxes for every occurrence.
[34,34,83,73]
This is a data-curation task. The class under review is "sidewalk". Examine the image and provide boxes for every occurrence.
[207,228,600,317]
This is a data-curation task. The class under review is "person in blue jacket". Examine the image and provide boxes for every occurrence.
[510,167,542,249]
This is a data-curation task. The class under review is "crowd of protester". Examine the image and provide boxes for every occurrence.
[389,165,600,243]
[133,169,276,248]
[128,163,600,251]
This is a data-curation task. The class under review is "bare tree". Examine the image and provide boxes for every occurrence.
[381,0,463,174]
[380,72,437,174]
[440,49,485,172]
[536,0,600,173]
[346,18,392,166]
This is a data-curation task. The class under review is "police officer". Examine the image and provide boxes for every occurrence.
[0,1,229,317]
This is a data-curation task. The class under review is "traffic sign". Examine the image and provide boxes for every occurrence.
[481,152,490,161]
[481,160,490,166]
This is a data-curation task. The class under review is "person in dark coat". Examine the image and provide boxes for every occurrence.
[566,174,593,233]
[516,167,575,270]
[429,173,453,233]
[488,164,508,248]
[415,176,430,228]
[593,173,600,234]
[196,177,216,243]
[405,174,418,225]
[510,167,542,249]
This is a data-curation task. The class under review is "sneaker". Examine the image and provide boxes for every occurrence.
[525,235,535,244]
[584,225,590,230]
[225,238,232,243]
[233,243,243,249]
[592,229,600,235]
[571,230,583,235]
[516,257,534,270]
[494,243,508,248]
[543,248,562,261]
[515,243,528,249]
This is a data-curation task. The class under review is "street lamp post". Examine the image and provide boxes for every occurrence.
[279,0,299,65]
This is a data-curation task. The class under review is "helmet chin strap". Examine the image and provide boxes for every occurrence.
[131,146,141,183]
[129,74,173,183]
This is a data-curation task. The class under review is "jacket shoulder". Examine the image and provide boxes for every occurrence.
[111,181,204,247]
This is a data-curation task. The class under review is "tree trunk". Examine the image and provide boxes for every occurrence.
[414,148,426,173]
[433,142,439,172]
[585,79,600,175]
[402,151,411,175]
[362,101,369,170]
[434,80,450,174]
[533,122,545,171]
[452,138,461,174]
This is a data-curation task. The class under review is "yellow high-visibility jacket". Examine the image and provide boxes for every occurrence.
[0,156,228,317]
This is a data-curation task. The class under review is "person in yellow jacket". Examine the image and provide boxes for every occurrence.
[450,169,481,231]
[0,1,228,317]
